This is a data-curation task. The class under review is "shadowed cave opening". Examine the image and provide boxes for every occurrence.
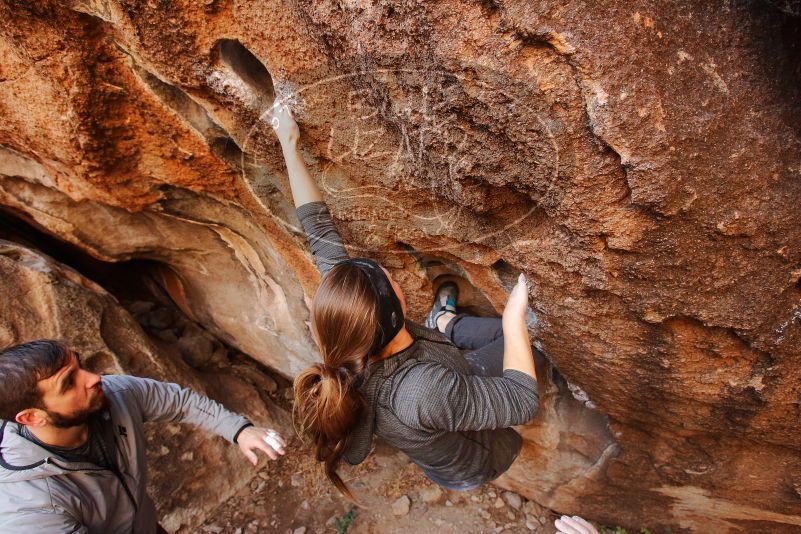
[491,258,520,292]
[213,39,276,112]
[133,62,247,168]
[131,57,295,228]
[0,208,290,396]
[395,241,499,317]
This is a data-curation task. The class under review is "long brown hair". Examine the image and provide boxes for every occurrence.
[293,262,379,501]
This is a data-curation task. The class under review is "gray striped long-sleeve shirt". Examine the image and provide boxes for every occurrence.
[297,201,539,488]
[297,201,350,276]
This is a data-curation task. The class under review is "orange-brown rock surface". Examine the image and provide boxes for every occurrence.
[1,1,800,531]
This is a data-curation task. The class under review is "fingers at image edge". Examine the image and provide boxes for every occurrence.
[554,518,589,534]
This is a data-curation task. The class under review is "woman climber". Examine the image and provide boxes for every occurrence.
[270,101,539,500]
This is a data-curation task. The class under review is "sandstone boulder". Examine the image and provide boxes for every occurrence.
[0,1,799,531]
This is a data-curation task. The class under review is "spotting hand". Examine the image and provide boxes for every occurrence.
[237,426,287,465]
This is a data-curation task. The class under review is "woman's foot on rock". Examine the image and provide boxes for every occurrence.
[425,282,459,333]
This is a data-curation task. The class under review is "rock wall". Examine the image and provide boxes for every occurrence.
[0,1,799,531]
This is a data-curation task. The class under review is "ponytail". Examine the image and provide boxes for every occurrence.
[293,263,380,502]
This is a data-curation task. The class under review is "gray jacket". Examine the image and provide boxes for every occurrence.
[0,375,250,534]
[297,201,539,488]
[346,319,539,488]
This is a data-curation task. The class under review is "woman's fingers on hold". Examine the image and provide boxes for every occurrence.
[512,274,529,299]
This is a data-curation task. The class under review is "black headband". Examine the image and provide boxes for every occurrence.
[338,258,404,356]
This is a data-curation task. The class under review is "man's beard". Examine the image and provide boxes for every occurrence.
[47,389,108,428]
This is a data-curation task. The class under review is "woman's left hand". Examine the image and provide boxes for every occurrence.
[269,101,299,148]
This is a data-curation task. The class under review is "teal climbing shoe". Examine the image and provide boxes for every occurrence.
[425,281,459,330]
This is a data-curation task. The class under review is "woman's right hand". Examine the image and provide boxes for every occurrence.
[501,272,537,381]
[269,100,300,148]
[502,273,530,328]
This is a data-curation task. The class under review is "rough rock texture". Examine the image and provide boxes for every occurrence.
[0,239,290,532]
[0,1,800,532]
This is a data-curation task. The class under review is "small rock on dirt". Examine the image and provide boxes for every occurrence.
[523,500,543,515]
[178,334,214,368]
[392,495,411,516]
[419,486,443,503]
[209,346,229,367]
[502,491,522,510]
[375,455,395,468]
[152,328,178,343]
[129,301,155,315]
[145,308,174,329]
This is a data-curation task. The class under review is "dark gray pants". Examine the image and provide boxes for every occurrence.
[442,314,505,377]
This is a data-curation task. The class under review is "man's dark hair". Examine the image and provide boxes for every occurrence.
[0,340,71,421]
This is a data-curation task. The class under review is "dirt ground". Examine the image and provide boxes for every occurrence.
[196,438,561,534]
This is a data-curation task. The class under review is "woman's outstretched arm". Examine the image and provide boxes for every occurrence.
[270,102,349,275]
[271,102,323,208]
